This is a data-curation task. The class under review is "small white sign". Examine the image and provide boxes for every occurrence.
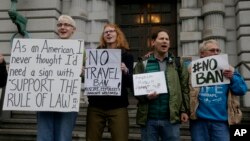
[133,71,168,96]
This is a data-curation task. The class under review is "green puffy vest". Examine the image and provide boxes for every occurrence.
[145,56,170,119]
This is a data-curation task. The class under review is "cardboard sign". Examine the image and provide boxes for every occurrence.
[3,39,84,112]
[133,71,168,96]
[191,54,230,87]
[84,49,122,96]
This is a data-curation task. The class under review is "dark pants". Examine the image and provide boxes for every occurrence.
[86,107,129,141]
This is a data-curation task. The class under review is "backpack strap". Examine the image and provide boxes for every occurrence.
[175,56,181,69]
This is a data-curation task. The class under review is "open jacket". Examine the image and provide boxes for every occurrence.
[133,54,190,126]
[189,68,248,125]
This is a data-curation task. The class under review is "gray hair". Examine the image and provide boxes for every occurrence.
[58,15,76,28]
[199,39,219,53]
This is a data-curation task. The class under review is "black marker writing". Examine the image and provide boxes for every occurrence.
[193,58,217,73]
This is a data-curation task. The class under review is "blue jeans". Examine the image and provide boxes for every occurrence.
[190,119,230,141]
[36,111,78,141]
[141,119,180,141]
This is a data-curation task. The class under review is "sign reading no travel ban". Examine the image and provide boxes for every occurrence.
[84,49,122,96]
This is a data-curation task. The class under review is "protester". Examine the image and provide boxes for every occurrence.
[189,39,248,141]
[36,15,78,141]
[85,23,134,141]
[0,53,7,88]
[133,29,190,141]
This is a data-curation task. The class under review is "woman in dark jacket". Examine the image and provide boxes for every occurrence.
[86,23,134,141]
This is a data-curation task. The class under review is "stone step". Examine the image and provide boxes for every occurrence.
[1,103,250,141]
[9,104,137,119]
[11,111,137,120]
[0,118,141,133]
[0,128,191,141]
[0,118,190,134]
[0,129,141,141]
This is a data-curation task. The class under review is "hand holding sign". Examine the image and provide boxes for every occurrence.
[223,67,234,79]
[133,71,168,96]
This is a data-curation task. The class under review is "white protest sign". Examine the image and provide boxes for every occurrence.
[84,49,122,96]
[3,39,84,112]
[191,54,230,87]
[133,71,168,96]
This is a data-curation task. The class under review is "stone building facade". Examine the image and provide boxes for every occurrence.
[0,0,250,106]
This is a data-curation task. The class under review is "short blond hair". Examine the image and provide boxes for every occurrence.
[58,15,76,28]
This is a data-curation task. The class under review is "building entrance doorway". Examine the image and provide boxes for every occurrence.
[115,0,177,60]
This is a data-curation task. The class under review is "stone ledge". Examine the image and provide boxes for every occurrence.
[180,32,201,42]
[179,8,201,19]
[236,1,250,13]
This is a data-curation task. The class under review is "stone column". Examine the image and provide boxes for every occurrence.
[235,0,250,107]
[201,0,226,51]
[63,0,88,104]
[180,0,201,58]
[68,0,87,39]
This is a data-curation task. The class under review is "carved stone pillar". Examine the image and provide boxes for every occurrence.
[201,0,226,51]
[68,0,88,39]
[180,0,201,57]
[68,0,88,104]
[69,0,87,18]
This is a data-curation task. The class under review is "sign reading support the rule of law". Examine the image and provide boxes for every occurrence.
[3,39,84,112]
[191,54,230,87]
[84,49,122,96]
[133,71,168,96]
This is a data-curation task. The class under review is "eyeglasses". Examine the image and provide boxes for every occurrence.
[103,29,116,35]
[206,48,221,53]
[57,23,73,28]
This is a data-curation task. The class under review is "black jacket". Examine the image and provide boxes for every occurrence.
[0,60,8,88]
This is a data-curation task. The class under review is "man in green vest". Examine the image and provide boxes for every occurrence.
[134,29,190,141]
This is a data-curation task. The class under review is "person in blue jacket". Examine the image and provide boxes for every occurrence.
[189,39,248,141]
